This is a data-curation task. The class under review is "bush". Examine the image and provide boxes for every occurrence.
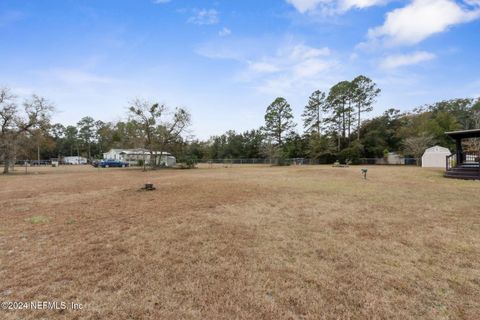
[383,149,389,159]
[138,159,144,167]
[185,158,197,169]
[315,152,337,164]
[337,142,364,164]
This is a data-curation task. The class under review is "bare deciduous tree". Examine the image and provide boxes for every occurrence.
[129,98,191,169]
[403,133,434,166]
[0,88,53,174]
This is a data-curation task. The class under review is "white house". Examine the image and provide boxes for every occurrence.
[103,148,176,167]
[63,156,88,165]
[422,146,451,168]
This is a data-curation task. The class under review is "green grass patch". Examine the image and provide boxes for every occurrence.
[25,215,49,224]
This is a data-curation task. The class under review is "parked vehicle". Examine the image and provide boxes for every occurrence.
[98,160,129,168]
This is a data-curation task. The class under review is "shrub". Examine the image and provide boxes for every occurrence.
[177,156,197,169]
[185,158,197,169]
[383,149,389,159]
[315,152,337,164]
[337,142,364,164]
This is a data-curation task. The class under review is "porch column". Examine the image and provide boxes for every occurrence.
[456,138,463,165]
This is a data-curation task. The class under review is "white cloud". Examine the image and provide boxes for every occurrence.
[465,0,480,5]
[242,44,337,94]
[196,37,340,95]
[219,27,231,37]
[293,59,331,77]
[290,44,330,59]
[188,9,219,25]
[340,0,385,11]
[285,0,329,13]
[369,0,480,46]
[285,0,386,14]
[380,51,436,69]
[248,62,281,74]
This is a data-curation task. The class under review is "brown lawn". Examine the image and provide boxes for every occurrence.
[0,165,479,319]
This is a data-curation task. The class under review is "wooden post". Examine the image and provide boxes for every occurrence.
[455,138,463,166]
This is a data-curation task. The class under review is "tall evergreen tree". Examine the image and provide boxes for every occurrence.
[77,116,95,159]
[352,75,380,140]
[263,97,296,146]
[302,90,326,136]
[64,126,79,156]
[327,81,353,151]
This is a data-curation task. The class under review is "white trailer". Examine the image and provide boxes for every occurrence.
[63,156,88,165]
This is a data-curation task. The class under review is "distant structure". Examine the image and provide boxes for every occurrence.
[368,152,405,165]
[386,152,403,165]
[63,156,88,165]
[422,146,451,168]
[103,148,176,167]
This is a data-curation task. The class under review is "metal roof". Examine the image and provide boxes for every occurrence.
[445,129,480,139]
[104,148,171,155]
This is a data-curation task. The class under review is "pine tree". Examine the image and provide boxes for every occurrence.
[302,90,326,137]
[327,81,354,151]
[263,97,296,146]
[352,75,380,140]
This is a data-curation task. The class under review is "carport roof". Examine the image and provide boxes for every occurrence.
[445,129,480,139]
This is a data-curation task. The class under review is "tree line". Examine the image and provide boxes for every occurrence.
[0,88,191,173]
[1,75,480,173]
[198,76,479,164]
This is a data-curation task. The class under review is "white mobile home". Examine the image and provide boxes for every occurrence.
[63,156,88,165]
[103,148,176,167]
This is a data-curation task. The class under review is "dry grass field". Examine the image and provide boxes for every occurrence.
[1,165,479,319]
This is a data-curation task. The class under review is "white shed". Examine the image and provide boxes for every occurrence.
[422,146,451,168]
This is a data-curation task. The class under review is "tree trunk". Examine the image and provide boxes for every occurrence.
[347,111,351,141]
[317,106,321,137]
[277,115,282,146]
[3,144,12,174]
[342,113,345,139]
[357,106,361,140]
[337,122,341,152]
[157,141,167,168]
[149,149,154,169]
[3,159,9,174]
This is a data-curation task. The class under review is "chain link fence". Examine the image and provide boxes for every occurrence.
[196,157,419,166]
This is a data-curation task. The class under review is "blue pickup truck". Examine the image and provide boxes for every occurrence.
[94,160,129,168]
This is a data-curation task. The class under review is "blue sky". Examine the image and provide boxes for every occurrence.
[1,0,479,139]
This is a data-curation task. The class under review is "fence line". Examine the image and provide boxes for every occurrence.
[1,157,420,168]
[196,158,419,166]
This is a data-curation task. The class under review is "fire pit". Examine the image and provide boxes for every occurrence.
[141,183,156,191]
